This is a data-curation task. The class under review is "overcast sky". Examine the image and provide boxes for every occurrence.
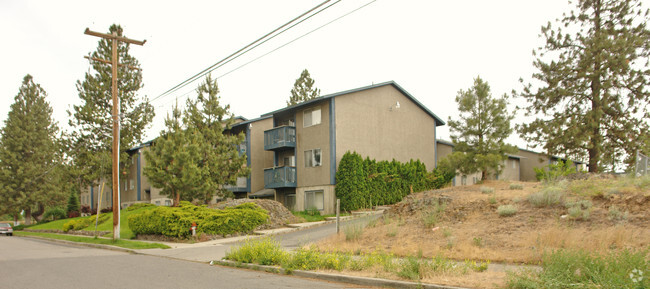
[1,0,590,150]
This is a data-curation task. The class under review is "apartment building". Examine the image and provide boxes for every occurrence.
[435,139,585,184]
[81,81,446,214]
[253,81,445,214]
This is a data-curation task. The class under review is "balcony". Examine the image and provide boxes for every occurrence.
[264,166,297,188]
[264,126,296,151]
[224,177,248,193]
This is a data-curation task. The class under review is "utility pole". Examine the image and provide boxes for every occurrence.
[84,28,145,240]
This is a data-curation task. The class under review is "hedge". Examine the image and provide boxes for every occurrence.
[128,202,268,238]
[336,151,454,211]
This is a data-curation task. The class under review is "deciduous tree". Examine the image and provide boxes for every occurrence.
[518,0,650,172]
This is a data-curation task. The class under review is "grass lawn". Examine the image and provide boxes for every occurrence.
[15,231,170,249]
[29,206,156,240]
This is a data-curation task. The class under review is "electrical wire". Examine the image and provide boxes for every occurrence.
[152,0,377,112]
[150,0,334,103]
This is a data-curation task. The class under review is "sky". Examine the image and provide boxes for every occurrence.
[1,0,586,151]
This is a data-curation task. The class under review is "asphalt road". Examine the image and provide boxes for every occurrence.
[0,236,369,289]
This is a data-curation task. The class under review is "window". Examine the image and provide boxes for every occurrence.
[305,190,324,211]
[461,175,467,186]
[155,201,160,206]
[164,200,171,206]
[304,149,322,167]
[303,107,321,127]
[130,178,135,190]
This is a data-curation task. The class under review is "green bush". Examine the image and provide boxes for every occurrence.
[335,151,453,211]
[509,183,524,190]
[43,207,67,221]
[480,186,495,194]
[62,213,110,232]
[506,249,650,289]
[534,160,577,182]
[128,202,268,238]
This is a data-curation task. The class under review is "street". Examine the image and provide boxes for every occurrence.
[0,236,368,289]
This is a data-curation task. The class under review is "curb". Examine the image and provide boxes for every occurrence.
[214,260,471,289]
[17,234,136,254]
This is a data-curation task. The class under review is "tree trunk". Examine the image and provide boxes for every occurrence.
[589,0,603,174]
[174,192,180,207]
[13,214,19,226]
[32,203,45,222]
[24,207,32,225]
[481,170,487,181]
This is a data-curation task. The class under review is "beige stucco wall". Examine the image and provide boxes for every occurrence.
[496,158,520,181]
[296,101,332,187]
[249,118,275,194]
[436,142,453,161]
[335,85,437,172]
[295,185,336,215]
[518,149,549,181]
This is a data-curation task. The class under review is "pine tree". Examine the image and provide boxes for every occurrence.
[0,75,61,224]
[446,76,517,180]
[184,75,249,203]
[287,69,321,106]
[68,24,154,187]
[518,0,650,172]
[66,191,80,215]
[143,104,204,206]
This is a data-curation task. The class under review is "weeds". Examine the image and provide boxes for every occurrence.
[497,205,518,217]
[488,194,497,204]
[506,249,650,289]
[509,183,524,190]
[344,224,364,241]
[565,199,592,220]
[225,237,287,265]
[420,201,446,228]
[608,205,629,222]
[480,186,495,194]
[472,237,484,248]
[528,186,564,207]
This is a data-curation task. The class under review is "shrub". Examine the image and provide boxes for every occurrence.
[129,202,268,238]
[80,205,91,214]
[43,207,67,221]
[535,160,577,182]
[66,191,80,215]
[565,200,592,220]
[497,205,518,217]
[421,201,446,228]
[480,186,494,194]
[608,205,628,221]
[509,183,524,190]
[126,203,155,211]
[62,213,110,232]
[100,207,113,214]
[528,187,564,207]
[336,151,453,211]
[68,211,80,218]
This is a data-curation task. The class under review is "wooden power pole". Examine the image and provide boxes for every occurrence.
[84,28,145,240]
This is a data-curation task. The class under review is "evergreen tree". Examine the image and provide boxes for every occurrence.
[446,76,517,180]
[518,0,650,172]
[0,75,61,224]
[143,104,204,206]
[184,75,249,203]
[68,24,154,187]
[287,69,320,106]
[66,191,80,215]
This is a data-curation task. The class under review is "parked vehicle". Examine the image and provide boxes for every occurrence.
[0,223,13,236]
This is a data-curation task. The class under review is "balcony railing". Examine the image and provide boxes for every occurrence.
[264,166,297,188]
[224,177,248,193]
[264,126,296,151]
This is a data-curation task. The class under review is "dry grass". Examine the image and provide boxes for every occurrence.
[315,177,650,288]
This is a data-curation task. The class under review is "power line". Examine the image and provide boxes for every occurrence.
[153,0,376,110]
[216,0,377,81]
[151,0,334,103]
